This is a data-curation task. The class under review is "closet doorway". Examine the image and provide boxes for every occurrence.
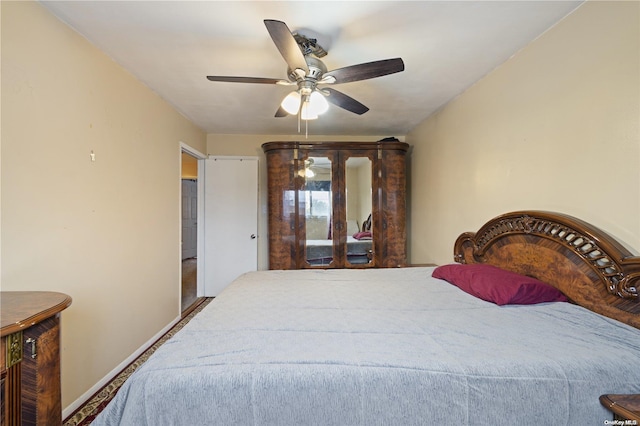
[180,144,205,314]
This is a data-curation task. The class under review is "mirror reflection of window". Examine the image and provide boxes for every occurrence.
[283,190,296,218]
[345,157,373,265]
[304,181,331,218]
[305,157,333,265]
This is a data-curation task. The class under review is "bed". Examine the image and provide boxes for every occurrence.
[93,211,640,425]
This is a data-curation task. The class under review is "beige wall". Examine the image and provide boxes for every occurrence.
[207,134,400,270]
[1,0,206,411]
[406,0,640,265]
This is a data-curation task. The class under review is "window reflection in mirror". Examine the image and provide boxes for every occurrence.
[304,156,333,266]
[345,157,373,265]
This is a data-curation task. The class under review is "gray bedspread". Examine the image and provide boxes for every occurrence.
[92,267,640,425]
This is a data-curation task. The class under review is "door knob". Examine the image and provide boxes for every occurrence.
[250,234,256,239]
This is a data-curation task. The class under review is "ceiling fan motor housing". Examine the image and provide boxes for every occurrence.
[293,33,328,58]
[288,56,327,83]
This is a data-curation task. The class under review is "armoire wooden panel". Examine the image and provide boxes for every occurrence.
[262,141,409,269]
[1,292,72,426]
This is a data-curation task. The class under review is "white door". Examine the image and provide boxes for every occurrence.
[181,179,198,260]
[204,156,258,296]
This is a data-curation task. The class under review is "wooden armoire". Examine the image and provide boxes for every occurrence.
[262,141,409,269]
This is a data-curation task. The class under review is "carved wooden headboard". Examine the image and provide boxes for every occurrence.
[454,211,640,329]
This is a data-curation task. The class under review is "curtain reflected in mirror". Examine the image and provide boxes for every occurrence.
[304,156,333,265]
[345,157,373,265]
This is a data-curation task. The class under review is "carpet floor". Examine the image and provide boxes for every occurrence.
[63,298,213,426]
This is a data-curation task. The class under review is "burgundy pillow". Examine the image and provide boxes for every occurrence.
[432,264,568,305]
[352,231,372,240]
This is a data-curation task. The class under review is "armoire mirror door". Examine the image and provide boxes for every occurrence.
[344,155,374,267]
[302,153,335,267]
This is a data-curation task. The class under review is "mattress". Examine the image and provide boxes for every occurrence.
[92,267,640,425]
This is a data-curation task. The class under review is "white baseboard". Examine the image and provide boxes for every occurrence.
[62,315,182,419]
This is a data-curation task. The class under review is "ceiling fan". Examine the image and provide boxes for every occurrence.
[206,20,405,121]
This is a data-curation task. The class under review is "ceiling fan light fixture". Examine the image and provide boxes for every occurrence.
[308,90,329,116]
[300,101,318,120]
[281,91,302,115]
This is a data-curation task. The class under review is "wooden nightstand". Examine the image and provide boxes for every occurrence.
[1,291,72,426]
[600,394,640,422]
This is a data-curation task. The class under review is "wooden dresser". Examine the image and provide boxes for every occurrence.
[1,292,72,426]
[600,394,640,422]
[263,141,409,269]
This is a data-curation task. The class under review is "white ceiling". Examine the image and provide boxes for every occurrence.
[40,1,583,137]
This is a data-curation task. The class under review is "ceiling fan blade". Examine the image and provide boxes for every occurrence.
[264,20,309,75]
[323,58,404,84]
[323,88,369,115]
[206,76,288,85]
